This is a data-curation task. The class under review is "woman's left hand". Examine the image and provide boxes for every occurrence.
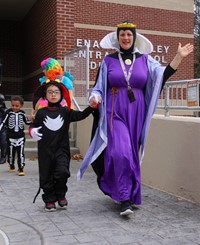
[170,42,193,70]
[177,43,194,58]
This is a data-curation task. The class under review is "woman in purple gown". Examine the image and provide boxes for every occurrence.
[78,21,193,216]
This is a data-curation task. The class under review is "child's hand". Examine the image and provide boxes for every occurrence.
[30,126,43,141]
[30,109,35,122]
[29,114,35,122]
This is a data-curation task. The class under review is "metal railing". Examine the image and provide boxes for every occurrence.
[158,78,200,116]
[64,45,90,146]
[64,45,90,106]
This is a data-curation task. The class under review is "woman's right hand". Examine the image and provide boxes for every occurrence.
[89,96,101,108]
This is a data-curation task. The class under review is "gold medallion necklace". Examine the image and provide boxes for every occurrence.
[125,59,132,65]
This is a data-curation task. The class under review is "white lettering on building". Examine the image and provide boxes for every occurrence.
[76,39,170,68]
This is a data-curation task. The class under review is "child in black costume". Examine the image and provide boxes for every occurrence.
[0,95,31,175]
[0,94,7,164]
[29,80,94,212]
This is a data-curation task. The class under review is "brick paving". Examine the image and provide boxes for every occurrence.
[0,159,200,245]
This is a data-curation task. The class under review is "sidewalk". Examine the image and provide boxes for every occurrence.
[0,159,200,245]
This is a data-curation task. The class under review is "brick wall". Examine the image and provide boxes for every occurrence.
[75,0,194,82]
[56,0,75,57]
[0,0,194,97]
[75,1,192,33]
[21,0,76,96]
[21,0,58,94]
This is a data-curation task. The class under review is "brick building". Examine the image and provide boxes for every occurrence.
[0,0,194,99]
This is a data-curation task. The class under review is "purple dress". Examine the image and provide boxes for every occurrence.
[77,52,165,206]
[100,54,148,204]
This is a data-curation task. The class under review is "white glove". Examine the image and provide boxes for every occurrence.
[0,124,2,131]
[30,127,43,141]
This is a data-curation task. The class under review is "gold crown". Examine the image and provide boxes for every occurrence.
[117,22,136,28]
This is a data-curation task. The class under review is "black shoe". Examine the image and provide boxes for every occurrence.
[120,200,134,216]
[58,197,68,208]
[8,164,15,172]
[45,202,56,212]
[0,157,6,164]
[18,167,25,176]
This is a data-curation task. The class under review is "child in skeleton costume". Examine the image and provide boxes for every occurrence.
[0,94,7,164]
[0,96,31,176]
[29,80,95,212]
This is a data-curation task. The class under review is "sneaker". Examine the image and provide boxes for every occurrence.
[45,202,56,212]
[120,200,134,216]
[58,198,68,208]
[18,168,25,176]
[8,165,15,172]
[0,157,6,164]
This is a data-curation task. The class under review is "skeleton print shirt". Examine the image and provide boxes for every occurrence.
[1,109,31,139]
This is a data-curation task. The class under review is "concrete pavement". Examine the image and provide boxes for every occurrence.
[0,159,200,245]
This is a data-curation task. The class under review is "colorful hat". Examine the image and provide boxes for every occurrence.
[39,58,74,90]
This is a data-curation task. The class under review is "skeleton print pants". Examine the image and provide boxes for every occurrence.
[7,137,25,168]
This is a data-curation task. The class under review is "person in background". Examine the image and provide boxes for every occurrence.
[30,57,74,122]
[77,21,194,216]
[0,94,7,164]
[0,95,31,176]
[29,79,95,212]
